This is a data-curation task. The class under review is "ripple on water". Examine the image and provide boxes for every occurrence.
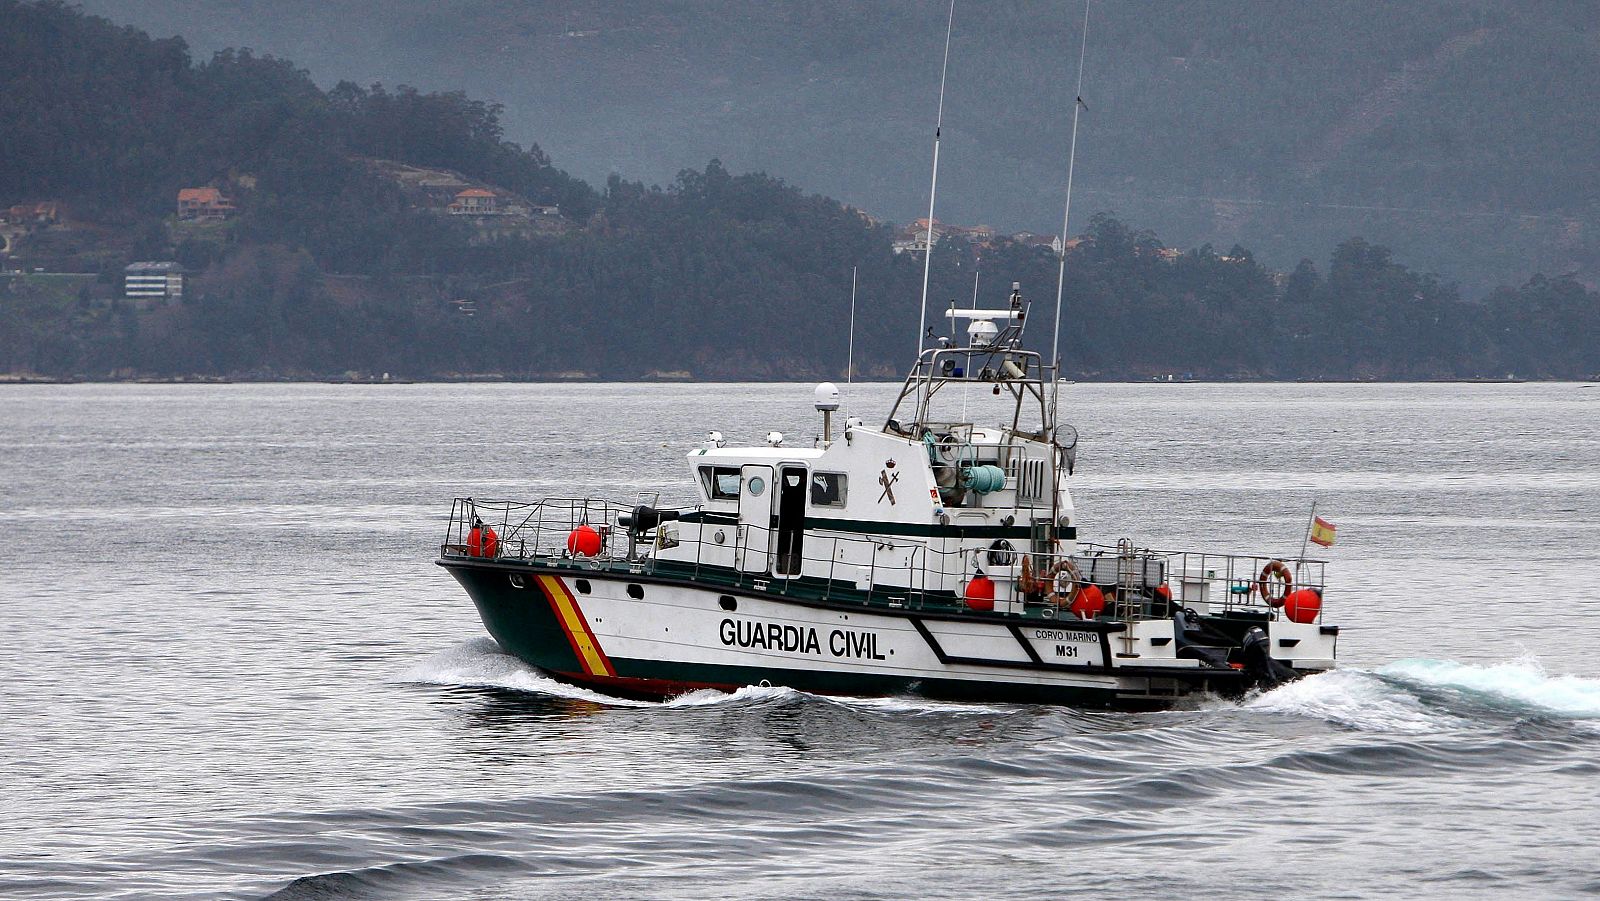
[6,383,1600,901]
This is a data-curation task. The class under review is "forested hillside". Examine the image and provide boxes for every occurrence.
[1,1,1596,381]
[75,0,1600,294]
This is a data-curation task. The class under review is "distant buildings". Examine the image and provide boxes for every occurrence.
[1011,232,1069,255]
[362,161,571,241]
[177,187,234,222]
[893,218,952,255]
[124,261,185,304]
[448,188,498,215]
[892,219,1087,257]
[889,217,1204,264]
[894,217,998,253]
[2,201,62,226]
[442,187,570,240]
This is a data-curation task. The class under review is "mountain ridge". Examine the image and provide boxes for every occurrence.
[73,0,1600,293]
[1,0,1596,382]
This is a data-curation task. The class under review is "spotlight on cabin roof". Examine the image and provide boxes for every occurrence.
[813,382,840,412]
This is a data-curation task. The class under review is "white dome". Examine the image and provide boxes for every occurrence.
[813,382,840,411]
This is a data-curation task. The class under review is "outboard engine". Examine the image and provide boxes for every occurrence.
[1171,608,1233,670]
[1239,627,1300,690]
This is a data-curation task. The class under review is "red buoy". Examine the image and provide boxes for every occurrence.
[567,524,602,557]
[964,574,996,611]
[1283,588,1322,624]
[468,523,497,557]
[1070,583,1105,619]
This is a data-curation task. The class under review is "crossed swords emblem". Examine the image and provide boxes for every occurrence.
[878,468,899,505]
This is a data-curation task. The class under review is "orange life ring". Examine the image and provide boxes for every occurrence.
[1043,558,1084,609]
[1256,559,1292,607]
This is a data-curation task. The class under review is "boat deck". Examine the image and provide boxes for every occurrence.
[441,496,1329,629]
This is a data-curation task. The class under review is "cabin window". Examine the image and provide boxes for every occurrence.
[810,472,847,507]
[700,465,742,501]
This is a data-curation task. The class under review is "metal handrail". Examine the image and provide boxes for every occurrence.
[441,496,1329,622]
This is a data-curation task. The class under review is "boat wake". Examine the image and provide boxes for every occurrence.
[1246,657,1600,733]
[405,640,1600,735]
[402,639,1016,716]
[1377,657,1600,720]
[401,638,658,708]
[1244,668,1454,734]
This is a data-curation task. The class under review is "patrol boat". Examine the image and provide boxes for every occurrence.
[435,286,1339,708]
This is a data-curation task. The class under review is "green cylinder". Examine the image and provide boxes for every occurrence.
[960,464,1006,494]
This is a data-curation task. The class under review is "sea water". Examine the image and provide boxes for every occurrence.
[2,382,1598,899]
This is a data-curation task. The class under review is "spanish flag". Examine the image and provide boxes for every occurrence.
[1309,516,1337,548]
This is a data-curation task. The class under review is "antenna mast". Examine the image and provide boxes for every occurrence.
[1050,0,1091,397]
[847,266,858,387]
[915,0,957,362]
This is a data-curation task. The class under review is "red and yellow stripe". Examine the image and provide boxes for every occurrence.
[535,575,616,677]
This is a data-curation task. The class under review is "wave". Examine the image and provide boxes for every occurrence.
[1243,669,1456,733]
[400,638,657,708]
[1377,657,1600,720]
[411,641,1600,731]
[402,639,1018,716]
[657,684,805,707]
[260,853,525,900]
[1245,657,1600,733]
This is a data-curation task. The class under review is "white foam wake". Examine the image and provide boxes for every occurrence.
[401,640,854,710]
[1378,657,1600,719]
[825,695,1019,716]
[657,684,803,707]
[401,640,1016,715]
[1245,669,1456,734]
[400,638,657,707]
[1244,658,1600,733]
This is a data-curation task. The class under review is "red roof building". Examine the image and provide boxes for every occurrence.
[177,187,235,222]
[3,201,62,225]
[448,188,498,215]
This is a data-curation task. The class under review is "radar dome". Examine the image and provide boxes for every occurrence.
[967,318,999,347]
[814,382,840,411]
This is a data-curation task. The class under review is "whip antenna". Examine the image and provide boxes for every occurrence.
[847,265,858,388]
[915,0,957,361]
[1050,0,1091,386]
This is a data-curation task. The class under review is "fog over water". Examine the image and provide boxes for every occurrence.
[3,382,1598,899]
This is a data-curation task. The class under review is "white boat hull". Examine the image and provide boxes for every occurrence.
[442,558,1330,707]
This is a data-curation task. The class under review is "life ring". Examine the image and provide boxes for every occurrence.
[1256,559,1292,607]
[1042,558,1084,609]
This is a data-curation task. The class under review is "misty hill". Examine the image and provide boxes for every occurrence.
[76,0,1600,294]
[1,0,1596,382]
